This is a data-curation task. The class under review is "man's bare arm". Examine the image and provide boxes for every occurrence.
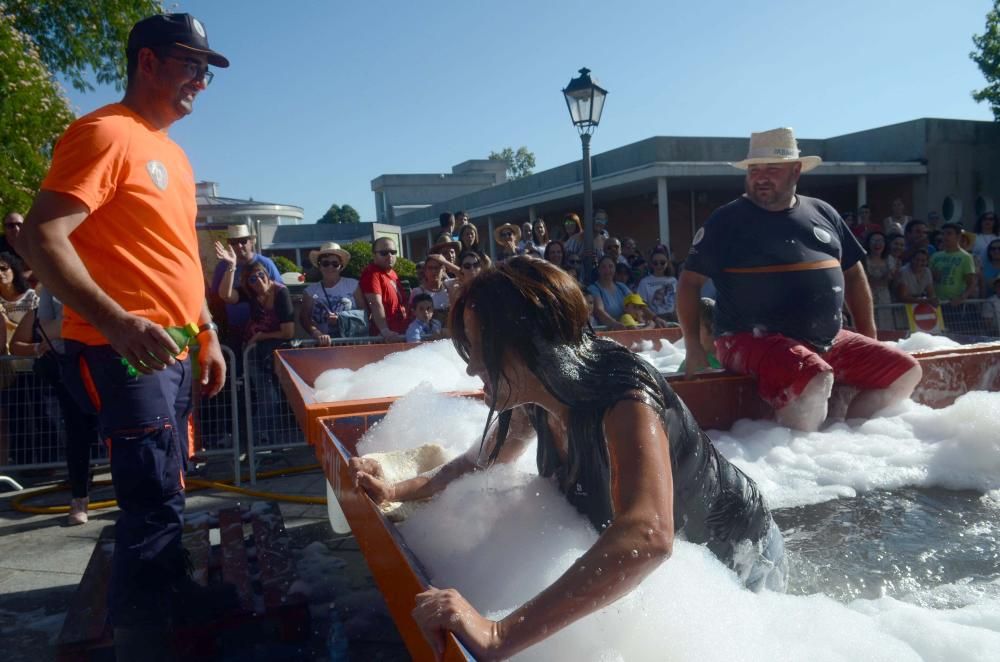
[677,270,708,376]
[843,262,877,338]
[23,190,179,371]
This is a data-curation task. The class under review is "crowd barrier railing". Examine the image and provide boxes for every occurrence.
[242,335,382,484]
[0,344,242,485]
[873,298,1000,340]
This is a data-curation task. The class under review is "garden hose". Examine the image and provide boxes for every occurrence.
[9,463,328,515]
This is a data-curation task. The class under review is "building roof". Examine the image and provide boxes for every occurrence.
[264,223,373,250]
[389,118,996,234]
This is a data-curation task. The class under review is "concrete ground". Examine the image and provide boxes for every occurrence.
[0,447,410,661]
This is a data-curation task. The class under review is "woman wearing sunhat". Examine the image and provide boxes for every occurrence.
[427,239,462,277]
[299,242,360,346]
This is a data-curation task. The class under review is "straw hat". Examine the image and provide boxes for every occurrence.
[308,241,351,267]
[226,224,252,239]
[429,239,461,256]
[494,223,521,244]
[731,127,822,173]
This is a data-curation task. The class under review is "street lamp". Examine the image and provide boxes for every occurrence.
[563,67,608,257]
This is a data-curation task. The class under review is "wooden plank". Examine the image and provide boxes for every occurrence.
[181,518,210,587]
[218,507,254,612]
[250,502,298,611]
[56,526,115,655]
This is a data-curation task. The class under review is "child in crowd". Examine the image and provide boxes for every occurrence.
[406,293,443,342]
[678,297,722,373]
[619,293,655,329]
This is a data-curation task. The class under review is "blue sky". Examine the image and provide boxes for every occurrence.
[65,0,996,223]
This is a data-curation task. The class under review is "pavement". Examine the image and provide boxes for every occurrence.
[0,447,410,661]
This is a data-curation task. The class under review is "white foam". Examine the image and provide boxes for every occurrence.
[313,340,482,402]
[890,332,962,352]
[631,338,686,374]
[713,391,1000,509]
[355,389,1000,661]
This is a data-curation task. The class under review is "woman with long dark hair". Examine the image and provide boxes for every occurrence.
[349,257,785,660]
[458,223,491,269]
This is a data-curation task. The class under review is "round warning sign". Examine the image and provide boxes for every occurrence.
[911,302,939,332]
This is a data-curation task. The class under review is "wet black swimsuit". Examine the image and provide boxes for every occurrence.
[527,338,773,568]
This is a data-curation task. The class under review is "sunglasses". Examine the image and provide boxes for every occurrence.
[4,222,21,229]
[461,261,481,270]
[229,238,250,246]
[319,260,341,268]
[163,54,214,85]
[567,258,582,265]
[652,260,668,267]
[990,247,1000,251]
[247,273,267,284]
[500,231,514,238]
[376,249,398,257]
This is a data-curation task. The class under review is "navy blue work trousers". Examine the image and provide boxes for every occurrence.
[62,341,192,628]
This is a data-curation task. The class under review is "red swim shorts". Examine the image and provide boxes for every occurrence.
[714,329,918,410]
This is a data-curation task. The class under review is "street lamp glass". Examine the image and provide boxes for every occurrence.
[563,67,608,132]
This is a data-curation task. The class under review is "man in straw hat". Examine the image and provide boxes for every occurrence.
[678,127,921,432]
[20,12,231,656]
[494,222,521,262]
[212,223,281,349]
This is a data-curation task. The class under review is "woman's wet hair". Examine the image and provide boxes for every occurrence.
[451,256,661,465]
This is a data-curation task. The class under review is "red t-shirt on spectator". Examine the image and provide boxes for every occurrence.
[360,264,408,335]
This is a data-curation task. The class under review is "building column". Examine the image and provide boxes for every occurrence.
[657,177,670,248]
[529,206,537,224]
[405,233,413,259]
[295,248,302,268]
[487,216,496,261]
[426,229,434,247]
[856,175,867,208]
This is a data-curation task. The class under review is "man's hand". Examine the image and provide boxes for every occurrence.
[214,241,237,265]
[380,328,404,343]
[683,343,709,378]
[99,312,179,375]
[197,331,226,398]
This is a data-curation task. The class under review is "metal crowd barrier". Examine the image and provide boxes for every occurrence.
[243,336,383,484]
[0,345,241,485]
[873,298,1000,340]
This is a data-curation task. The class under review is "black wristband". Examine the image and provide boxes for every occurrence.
[198,321,219,335]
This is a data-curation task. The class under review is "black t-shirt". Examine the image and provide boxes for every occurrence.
[237,286,294,325]
[685,195,865,351]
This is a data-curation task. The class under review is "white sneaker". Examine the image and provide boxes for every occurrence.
[68,497,89,526]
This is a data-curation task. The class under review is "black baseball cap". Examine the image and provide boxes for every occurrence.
[127,13,229,68]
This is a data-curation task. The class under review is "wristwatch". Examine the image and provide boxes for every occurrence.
[198,321,219,335]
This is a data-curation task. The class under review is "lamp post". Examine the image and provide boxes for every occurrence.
[562,67,608,259]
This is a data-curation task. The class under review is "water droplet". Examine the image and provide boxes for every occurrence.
[630,549,639,559]
[595,568,603,576]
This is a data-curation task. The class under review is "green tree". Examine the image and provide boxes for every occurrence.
[0,0,161,212]
[3,0,163,92]
[971,0,1000,120]
[317,203,361,224]
[0,12,74,212]
[488,146,536,180]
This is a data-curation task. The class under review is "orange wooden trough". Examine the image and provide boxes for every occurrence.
[274,332,1000,661]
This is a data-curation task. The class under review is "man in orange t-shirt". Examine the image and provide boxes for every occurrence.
[21,13,229,652]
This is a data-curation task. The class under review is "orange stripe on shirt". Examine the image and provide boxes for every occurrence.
[723,258,841,274]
